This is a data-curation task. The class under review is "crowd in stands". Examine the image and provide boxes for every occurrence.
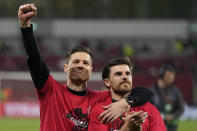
[0,37,197,74]
[1,37,197,105]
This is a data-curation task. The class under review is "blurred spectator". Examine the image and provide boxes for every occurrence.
[183,38,194,56]
[122,44,134,57]
[1,87,12,102]
[149,65,184,131]
[175,37,194,56]
[175,38,184,53]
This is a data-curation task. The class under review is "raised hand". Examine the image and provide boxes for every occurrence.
[120,111,148,131]
[99,99,129,123]
[123,111,148,126]
[18,3,37,27]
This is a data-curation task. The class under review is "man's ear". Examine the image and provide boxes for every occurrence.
[104,78,111,87]
[64,64,68,73]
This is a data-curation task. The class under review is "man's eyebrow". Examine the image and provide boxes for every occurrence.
[72,59,79,62]
[83,60,90,62]
[114,71,122,75]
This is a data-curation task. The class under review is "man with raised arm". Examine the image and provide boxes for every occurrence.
[18,4,152,131]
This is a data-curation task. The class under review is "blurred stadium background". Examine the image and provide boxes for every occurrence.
[0,0,197,130]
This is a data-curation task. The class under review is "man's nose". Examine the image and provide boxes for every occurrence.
[76,62,85,69]
[77,66,84,70]
[122,73,128,80]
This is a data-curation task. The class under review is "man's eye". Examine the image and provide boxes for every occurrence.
[73,61,79,64]
[83,61,89,65]
[116,72,122,76]
[126,72,131,75]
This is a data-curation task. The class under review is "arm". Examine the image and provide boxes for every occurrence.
[99,87,153,123]
[165,88,184,122]
[18,4,49,89]
[172,88,184,118]
[89,106,146,131]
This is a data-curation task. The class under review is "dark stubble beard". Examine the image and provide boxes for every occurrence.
[69,67,89,83]
[114,82,132,96]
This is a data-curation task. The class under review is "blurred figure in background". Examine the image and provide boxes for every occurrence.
[122,44,134,57]
[149,65,184,131]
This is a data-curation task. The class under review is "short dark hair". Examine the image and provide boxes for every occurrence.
[159,64,175,78]
[65,46,93,64]
[102,57,133,80]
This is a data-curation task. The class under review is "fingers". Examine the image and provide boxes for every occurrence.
[105,113,116,123]
[102,104,111,109]
[106,111,121,123]
[137,112,148,121]
[99,110,112,123]
[109,115,119,123]
[31,3,37,15]
[99,109,121,123]
[98,104,112,121]
[140,112,148,123]
[21,4,31,13]
[19,3,37,15]
[128,111,143,119]
[124,106,131,116]
[19,4,30,13]
[18,3,37,27]
[98,108,111,121]
[100,101,128,123]
[130,112,148,125]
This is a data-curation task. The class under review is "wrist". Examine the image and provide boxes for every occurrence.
[125,95,135,106]
[19,20,31,28]
[121,98,129,108]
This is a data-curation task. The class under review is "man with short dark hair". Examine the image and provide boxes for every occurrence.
[89,58,167,131]
[18,4,152,131]
[149,65,184,131]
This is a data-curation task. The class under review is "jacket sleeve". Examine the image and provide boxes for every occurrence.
[172,87,184,118]
[20,25,49,89]
[127,87,153,107]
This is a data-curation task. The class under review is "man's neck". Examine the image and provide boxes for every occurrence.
[110,88,129,101]
[67,79,87,91]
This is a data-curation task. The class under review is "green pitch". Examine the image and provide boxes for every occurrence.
[0,118,197,131]
[0,118,39,131]
[178,120,197,131]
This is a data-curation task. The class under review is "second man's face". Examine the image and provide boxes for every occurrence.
[107,64,132,94]
[64,52,93,83]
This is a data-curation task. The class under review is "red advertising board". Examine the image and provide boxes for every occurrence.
[0,101,39,117]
